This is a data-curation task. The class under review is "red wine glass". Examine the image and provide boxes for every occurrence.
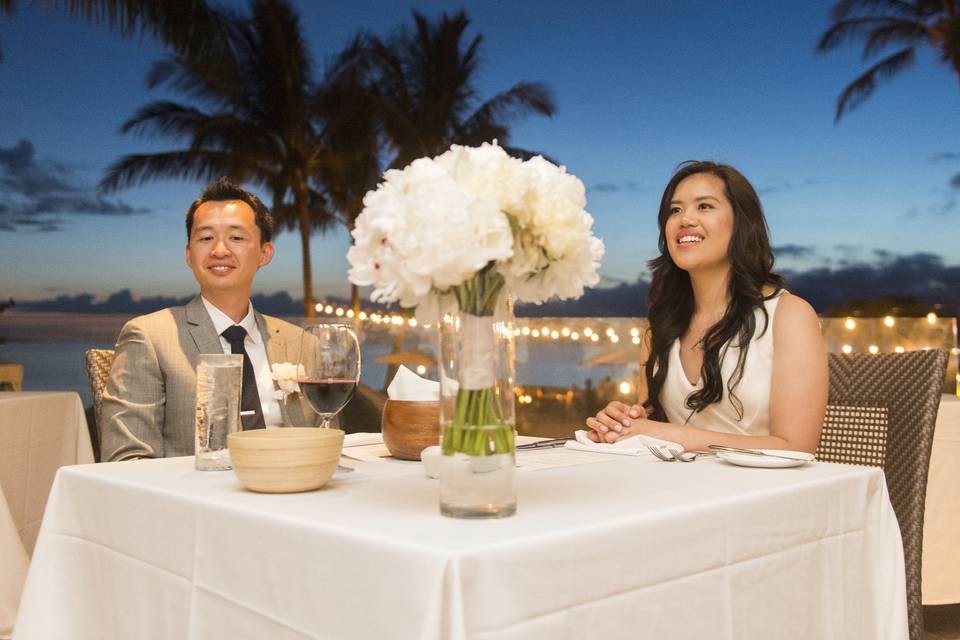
[298,323,361,429]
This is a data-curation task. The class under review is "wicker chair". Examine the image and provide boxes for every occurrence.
[0,362,24,391]
[817,349,948,640]
[84,348,115,462]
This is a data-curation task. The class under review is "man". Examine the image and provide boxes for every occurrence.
[100,177,318,462]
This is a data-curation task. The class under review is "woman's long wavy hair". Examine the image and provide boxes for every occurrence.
[644,161,785,422]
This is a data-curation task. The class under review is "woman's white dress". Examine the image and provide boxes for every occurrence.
[661,292,783,436]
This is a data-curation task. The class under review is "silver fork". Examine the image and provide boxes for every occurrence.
[645,444,677,461]
[673,450,716,462]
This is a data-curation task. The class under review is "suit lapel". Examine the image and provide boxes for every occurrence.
[185,295,223,355]
[258,312,288,366]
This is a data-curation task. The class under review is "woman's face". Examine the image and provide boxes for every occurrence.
[664,172,735,275]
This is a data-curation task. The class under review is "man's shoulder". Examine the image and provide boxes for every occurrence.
[120,302,193,335]
[261,313,302,336]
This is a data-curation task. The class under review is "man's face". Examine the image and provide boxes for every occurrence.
[184,200,274,298]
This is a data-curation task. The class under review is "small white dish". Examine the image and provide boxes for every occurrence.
[716,449,815,469]
[421,445,442,478]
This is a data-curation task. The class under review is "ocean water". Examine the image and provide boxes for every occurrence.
[0,321,630,408]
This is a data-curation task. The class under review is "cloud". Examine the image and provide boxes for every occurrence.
[757,177,821,196]
[0,139,151,231]
[773,244,815,259]
[589,181,642,194]
[785,252,960,314]
[17,289,307,316]
[930,152,960,162]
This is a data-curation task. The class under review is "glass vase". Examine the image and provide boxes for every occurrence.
[437,273,517,518]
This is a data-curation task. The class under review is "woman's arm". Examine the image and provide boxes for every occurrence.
[585,331,652,441]
[586,294,828,453]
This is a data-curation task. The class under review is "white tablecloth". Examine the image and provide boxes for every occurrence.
[923,394,960,604]
[15,448,906,640]
[0,391,93,640]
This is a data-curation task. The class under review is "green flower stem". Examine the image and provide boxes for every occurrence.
[441,266,516,457]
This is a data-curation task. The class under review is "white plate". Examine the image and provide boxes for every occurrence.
[716,449,815,468]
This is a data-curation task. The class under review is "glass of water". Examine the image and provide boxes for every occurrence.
[194,353,243,470]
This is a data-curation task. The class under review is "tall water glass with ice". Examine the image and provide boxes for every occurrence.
[194,353,243,470]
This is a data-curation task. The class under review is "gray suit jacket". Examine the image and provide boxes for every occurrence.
[100,296,319,462]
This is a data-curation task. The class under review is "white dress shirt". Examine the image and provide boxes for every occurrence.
[201,297,282,427]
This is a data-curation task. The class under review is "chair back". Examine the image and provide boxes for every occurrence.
[84,348,115,462]
[817,349,948,640]
[0,362,24,391]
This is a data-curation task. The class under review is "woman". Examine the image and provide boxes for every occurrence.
[586,161,827,453]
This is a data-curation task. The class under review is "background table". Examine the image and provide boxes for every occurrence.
[923,394,960,604]
[0,391,93,640]
[16,449,906,640]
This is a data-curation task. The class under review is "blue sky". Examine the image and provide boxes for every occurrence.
[1,0,958,304]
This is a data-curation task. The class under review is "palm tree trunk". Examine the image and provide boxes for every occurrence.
[294,181,316,320]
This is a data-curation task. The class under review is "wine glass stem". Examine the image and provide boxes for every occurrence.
[320,417,331,429]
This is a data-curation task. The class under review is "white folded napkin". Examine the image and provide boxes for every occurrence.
[565,430,684,457]
[386,365,440,401]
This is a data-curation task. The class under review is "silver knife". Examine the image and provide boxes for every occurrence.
[517,438,570,450]
[708,444,813,462]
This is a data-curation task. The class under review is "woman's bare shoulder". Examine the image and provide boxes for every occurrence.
[774,291,820,332]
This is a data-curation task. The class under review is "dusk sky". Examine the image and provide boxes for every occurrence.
[2,0,959,306]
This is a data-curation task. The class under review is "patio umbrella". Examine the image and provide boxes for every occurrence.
[582,344,643,366]
[375,349,437,370]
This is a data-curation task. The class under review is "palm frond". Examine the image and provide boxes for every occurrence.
[99,150,245,192]
[863,19,930,56]
[118,101,211,139]
[54,0,231,61]
[834,46,916,120]
[464,81,556,133]
[818,16,919,51]
[830,0,930,21]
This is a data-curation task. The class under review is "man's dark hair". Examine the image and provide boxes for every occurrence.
[185,177,274,243]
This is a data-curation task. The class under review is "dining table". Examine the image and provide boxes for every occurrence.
[923,394,960,605]
[14,435,907,640]
[0,391,94,640]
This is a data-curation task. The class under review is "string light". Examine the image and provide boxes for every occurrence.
[310,303,956,359]
[416,365,427,375]
[619,381,632,394]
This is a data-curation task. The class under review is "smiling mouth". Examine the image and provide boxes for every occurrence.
[207,265,235,274]
[677,235,703,245]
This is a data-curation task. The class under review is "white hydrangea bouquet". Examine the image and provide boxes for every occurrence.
[348,142,604,463]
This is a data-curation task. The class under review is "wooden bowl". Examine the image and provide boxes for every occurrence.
[381,400,440,460]
[227,427,344,493]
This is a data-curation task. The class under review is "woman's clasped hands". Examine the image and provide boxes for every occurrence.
[585,401,653,443]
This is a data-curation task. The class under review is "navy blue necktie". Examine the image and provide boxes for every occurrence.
[221,325,266,430]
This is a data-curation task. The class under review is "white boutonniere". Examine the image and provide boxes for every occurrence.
[271,362,304,399]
